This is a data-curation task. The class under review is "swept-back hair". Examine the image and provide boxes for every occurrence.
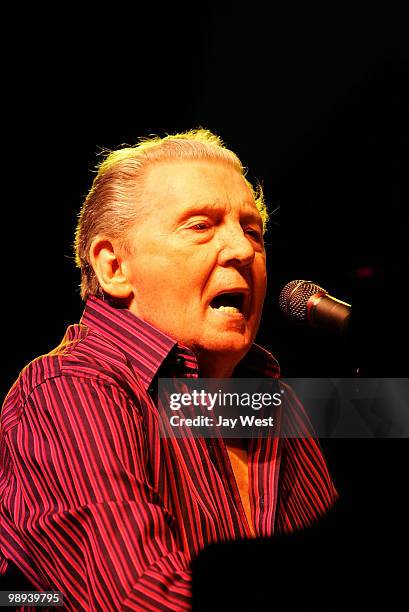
[74,128,269,299]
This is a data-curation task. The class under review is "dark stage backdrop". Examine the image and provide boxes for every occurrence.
[2,0,408,596]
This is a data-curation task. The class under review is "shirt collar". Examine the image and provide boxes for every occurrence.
[80,295,280,389]
[235,342,280,378]
[81,295,184,390]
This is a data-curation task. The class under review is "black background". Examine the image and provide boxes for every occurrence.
[2,0,408,599]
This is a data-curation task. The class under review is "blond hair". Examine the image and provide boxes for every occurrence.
[74,128,269,299]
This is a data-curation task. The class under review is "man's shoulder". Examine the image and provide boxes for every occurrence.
[4,323,138,413]
[57,322,132,379]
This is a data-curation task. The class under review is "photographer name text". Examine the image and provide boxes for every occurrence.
[169,415,275,429]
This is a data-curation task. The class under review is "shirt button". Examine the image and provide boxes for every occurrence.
[175,356,184,367]
[259,498,265,509]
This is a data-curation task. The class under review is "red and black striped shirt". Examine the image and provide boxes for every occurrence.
[0,296,337,610]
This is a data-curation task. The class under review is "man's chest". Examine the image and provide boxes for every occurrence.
[155,436,271,555]
[225,440,255,537]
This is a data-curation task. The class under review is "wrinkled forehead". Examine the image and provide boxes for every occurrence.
[140,158,258,215]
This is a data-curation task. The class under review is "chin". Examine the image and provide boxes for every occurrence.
[204,335,252,356]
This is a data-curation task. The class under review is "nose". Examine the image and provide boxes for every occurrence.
[217,224,255,268]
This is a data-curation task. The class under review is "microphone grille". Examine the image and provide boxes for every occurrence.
[279,279,327,322]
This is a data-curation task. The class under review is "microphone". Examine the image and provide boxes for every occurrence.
[279,280,351,336]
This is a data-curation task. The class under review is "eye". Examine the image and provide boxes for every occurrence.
[245,227,263,241]
[190,222,211,231]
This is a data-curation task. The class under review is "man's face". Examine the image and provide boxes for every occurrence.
[121,159,267,372]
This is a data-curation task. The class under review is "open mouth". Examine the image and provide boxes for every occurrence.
[209,292,246,315]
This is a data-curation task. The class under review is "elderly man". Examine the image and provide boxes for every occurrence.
[0,130,337,610]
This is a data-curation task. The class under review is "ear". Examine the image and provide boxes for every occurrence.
[89,235,133,299]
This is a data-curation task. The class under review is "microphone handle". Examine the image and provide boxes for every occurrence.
[308,294,351,336]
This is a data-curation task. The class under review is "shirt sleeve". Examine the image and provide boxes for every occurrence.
[6,375,191,611]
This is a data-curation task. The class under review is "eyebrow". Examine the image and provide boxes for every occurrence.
[176,201,263,227]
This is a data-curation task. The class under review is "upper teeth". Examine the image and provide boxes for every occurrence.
[213,305,240,313]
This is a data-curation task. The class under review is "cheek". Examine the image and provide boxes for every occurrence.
[254,261,267,296]
[127,249,174,286]
[139,267,197,305]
